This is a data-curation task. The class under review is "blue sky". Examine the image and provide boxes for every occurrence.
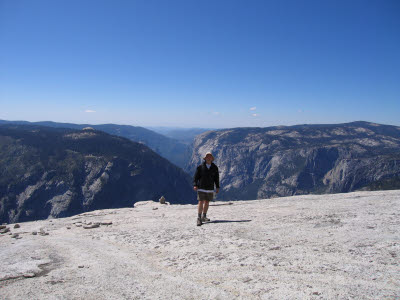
[1,0,399,128]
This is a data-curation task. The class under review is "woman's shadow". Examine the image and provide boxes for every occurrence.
[204,220,251,224]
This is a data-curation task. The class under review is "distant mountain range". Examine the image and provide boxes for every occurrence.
[2,119,400,223]
[0,120,192,169]
[186,121,400,200]
[0,124,195,223]
[148,127,213,145]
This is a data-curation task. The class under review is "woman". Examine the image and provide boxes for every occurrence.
[193,152,220,226]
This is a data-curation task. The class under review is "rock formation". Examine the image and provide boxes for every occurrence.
[186,121,400,200]
[1,190,399,299]
[0,120,191,169]
[0,125,196,224]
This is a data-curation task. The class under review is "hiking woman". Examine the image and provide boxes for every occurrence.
[193,152,220,226]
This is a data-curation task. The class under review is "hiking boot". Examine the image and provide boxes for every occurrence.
[197,218,202,226]
[201,216,210,222]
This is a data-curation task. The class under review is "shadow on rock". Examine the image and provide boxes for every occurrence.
[205,220,252,224]
[209,202,234,207]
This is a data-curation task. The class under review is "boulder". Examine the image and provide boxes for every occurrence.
[159,196,166,204]
[39,228,49,236]
[134,200,156,208]
[0,227,10,234]
[100,221,112,225]
[83,224,100,229]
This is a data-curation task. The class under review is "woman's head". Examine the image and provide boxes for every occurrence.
[204,152,214,163]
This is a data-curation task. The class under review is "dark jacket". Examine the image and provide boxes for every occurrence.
[193,162,220,190]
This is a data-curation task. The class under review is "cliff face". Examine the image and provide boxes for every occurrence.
[186,122,400,200]
[0,120,191,169]
[0,125,196,223]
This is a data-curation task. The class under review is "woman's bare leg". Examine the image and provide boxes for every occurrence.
[198,200,204,215]
[203,200,209,214]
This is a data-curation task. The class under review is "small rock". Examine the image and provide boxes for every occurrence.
[152,207,158,210]
[39,228,49,236]
[32,231,38,235]
[66,226,71,229]
[313,292,321,296]
[14,224,21,229]
[269,246,281,251]
[83,224,100,229]
[11,233,19,239]
[78,265,84,268]
[159,196,166,204]
[0,227,10,234]
[0,225,6,229]
[23,273,36,278]
[100,221,112,225]
[75,224,82,227]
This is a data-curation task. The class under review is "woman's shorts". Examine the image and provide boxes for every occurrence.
[197,191,214,202]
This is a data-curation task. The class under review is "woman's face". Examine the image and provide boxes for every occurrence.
[205,154,213,164]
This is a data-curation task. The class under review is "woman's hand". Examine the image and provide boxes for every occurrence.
[193,186,198,191]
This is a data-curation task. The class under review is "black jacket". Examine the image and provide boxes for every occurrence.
[193,162,220,190]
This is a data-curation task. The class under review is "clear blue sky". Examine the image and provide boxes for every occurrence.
[1,0,399,128]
